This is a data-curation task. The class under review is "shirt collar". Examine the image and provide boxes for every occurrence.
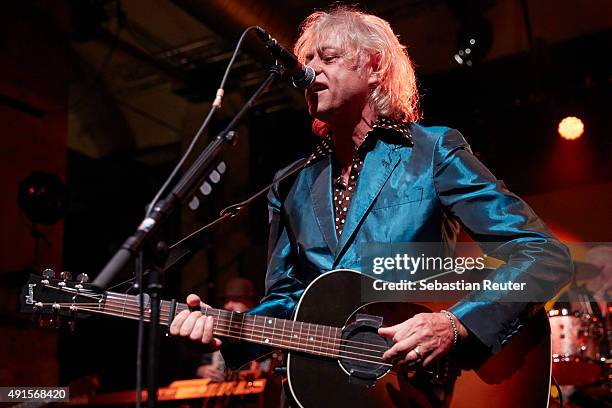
[306,118,413,165]
[372,117,413,144]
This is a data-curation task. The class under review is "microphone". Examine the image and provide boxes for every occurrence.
[254,26,315,90]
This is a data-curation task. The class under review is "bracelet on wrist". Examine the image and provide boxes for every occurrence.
[440,310,458,351]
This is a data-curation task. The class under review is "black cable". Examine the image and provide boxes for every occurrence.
[143,25,259,219]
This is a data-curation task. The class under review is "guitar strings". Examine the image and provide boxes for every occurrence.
[94,303,388,363]
[78,289,392,354]
[42,301,389,364]
[169,302,389,353]
[108,296,391,355]
[42,287,393,355]
[105,293,392,353]
[48,286,388,352]
[46,302,391,367]
[41,285,392,354]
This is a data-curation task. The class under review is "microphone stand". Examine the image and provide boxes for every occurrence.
[162,155,309,274]
[92,63,284,407]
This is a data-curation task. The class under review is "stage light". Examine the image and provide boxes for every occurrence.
[18,171,67,225]
[453,18,493,67]
[558,116,584,140]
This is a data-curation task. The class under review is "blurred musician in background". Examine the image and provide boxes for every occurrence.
[196,277,260,381]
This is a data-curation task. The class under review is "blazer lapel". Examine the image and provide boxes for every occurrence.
[306,155,338,253]
[335,141,401,260]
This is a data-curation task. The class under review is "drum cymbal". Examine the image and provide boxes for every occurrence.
[573,261,602,280]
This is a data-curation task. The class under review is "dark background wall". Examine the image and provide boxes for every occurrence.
[0,1,70,387]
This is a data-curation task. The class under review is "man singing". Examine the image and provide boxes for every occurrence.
[171,5,571,383]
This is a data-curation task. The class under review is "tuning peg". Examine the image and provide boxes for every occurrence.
[69,305,78,332]
[75,273,89,290]
[49,316,61,329]
[58,271,71,287]
[42,268,55,278]
[49,302,61,329]
[32,302,43,326]
[39,304,62,329]
[41,268,55,284]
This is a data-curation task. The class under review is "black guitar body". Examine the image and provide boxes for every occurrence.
[286,269,551,408]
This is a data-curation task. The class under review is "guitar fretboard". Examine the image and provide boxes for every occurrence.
[102,292,342,358]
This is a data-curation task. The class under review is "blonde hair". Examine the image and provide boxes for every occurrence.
[294,6,420,135]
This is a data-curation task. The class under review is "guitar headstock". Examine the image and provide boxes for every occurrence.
[20,270,96,328]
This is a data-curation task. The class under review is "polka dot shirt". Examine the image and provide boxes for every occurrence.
[306,118,413,238]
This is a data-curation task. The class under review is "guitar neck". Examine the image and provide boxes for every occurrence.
[100,291,342,358]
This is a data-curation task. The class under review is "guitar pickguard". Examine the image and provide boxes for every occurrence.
[338,313,392,386]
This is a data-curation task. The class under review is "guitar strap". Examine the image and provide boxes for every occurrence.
[219,157,309,218]
[164,158,309,272]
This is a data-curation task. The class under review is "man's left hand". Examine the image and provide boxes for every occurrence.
[379,312,468,367]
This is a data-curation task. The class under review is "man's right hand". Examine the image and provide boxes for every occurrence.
[169,294,223,349]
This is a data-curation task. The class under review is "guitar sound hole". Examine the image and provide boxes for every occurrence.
[339,324,391,382]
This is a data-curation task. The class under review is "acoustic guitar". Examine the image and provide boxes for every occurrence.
[21,269,551,407]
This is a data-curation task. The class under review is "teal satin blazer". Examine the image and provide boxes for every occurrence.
[223,124,572,368]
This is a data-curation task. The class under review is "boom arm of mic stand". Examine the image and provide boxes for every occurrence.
[92,65,283,291]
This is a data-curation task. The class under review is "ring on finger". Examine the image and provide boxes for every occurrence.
[412,346,423,361]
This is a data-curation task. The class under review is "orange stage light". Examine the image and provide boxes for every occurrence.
[558,116,584,140]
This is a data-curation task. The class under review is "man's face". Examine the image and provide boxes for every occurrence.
[304,45,375,123]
